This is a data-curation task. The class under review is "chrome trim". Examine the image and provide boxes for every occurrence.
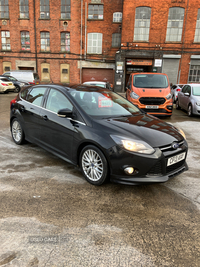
[160,140,184,151]
[19,97,87,126]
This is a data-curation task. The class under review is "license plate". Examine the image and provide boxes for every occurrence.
[146,105,159,109]
[167,152,186,166]
[8,83,12,85]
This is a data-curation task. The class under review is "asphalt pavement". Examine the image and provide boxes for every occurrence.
[0,92,199,267]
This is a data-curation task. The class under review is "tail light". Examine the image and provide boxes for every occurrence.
[176,88,181,92]
[29,82,35,85]
[10,97,17,108]
[1,83,8,86]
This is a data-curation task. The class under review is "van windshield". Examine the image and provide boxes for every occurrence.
[133,74,169,89]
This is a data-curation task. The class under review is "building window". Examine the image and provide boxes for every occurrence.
[194,9,200,42]
[40,0,49,19]
[88,5,103,20]
[166,7,185,42]
[134,7,151,42]
[188,65,200,82]
[41,32,50,51]
[0,0,9,18]
[1,31,10,50]
[21,31,30,51]
[19,0,29,18]
[112,33,121,47]
[61,32,70,52]
[113,12,122,23]
[61,0,71,19]
[87,33,102,54]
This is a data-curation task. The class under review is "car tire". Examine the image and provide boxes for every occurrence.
[80,145,108,185]
[187,104,193,117]
[172,96,175,104]
[11,118,25,145]
[14,85,20,93]
[176,99,181,109]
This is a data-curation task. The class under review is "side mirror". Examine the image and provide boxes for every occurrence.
[184,92,190,97]
[57,108,73,118]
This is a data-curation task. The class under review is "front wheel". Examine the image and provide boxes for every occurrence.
[187,104,193,117]
[80,145,108,185]
[11,118,25,145]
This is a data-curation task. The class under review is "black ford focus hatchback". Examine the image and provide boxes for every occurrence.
[10,84,188,185]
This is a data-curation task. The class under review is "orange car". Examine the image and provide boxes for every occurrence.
[126,73,173,117]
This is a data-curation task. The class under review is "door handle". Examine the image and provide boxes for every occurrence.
[42,115,48,121]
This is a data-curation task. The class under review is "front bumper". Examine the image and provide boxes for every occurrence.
[108,141,188,185]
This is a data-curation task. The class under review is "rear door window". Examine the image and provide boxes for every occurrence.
[27,87,47,107]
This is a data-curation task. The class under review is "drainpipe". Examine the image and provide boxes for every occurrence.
[33,0,38,73]
[80,0,83,83]
[84,2,87,59]
[178,0,189,83]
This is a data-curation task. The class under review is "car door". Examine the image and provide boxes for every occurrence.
[178,85,187,108]
[19,86,47,142]
[181,85,191,110]
[39,88,76,161]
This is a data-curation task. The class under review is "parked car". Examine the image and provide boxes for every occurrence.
[83,81,113,90]
[176,83,200,116]
[10,84,188,185]
[171,84,184,103]
[0,77,15,93]
[126,73,173,117]
[3,70,40,85]
[0,75,29,93]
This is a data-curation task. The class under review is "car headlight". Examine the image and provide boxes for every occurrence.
[169,124,186,140]
[196,102,200,106]
[110,135,155,154]
[166,93,172,100]
[130,91,139,99]
[20,83,24,86]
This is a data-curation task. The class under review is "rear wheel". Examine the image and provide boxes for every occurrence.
[80,145,108,185]
[11,118,25,145]
[187,104,193,117]
[14,85,20,93]
[176,99,181,109]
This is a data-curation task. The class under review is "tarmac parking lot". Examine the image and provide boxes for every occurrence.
[0,92,200,267]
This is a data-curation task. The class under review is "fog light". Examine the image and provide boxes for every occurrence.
[167,105,173,110]
[124,167,134,175]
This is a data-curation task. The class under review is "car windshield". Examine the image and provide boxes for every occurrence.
[193,86,200,96]
[133,74,169,88]
[70,90,141,117]
[84,83,106,88]
[8,76,17,81]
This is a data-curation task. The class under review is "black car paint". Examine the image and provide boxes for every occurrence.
[10,84,188,184]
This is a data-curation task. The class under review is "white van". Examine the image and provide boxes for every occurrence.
[3,70,40,85]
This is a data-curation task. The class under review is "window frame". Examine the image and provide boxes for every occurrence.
[40,0,50,19]
[194,9,200,43]
[134,6,151,42]
[113,12,122,23]
[87,32,102,54]
[88,4,103,20]
[112,33,121,48]
[0,0,9,19]
[40,31,50,52]
[166,7,185,42]
[19,0,29,19]
[1,30,11,51]
[61,0,71,19]
[60,32,70,52]
[21,31,30,51]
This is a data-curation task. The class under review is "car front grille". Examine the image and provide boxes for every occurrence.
[166,160,185,174]
[139,97,166,105]
[147,160,162,176]
[141,108,169,113]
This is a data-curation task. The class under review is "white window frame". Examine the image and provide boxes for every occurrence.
[194,9,200,42]
[1,30,10,50]
[134,7,151,42]
[87,33,102,54]
[113,12,122,23]
[166,7,185,42]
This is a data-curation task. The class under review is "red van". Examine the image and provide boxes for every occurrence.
[126,73,173,117]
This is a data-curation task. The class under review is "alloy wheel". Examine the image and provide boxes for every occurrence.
[12,120,22,143]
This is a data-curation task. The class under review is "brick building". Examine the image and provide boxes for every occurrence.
[0,0,200,92]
